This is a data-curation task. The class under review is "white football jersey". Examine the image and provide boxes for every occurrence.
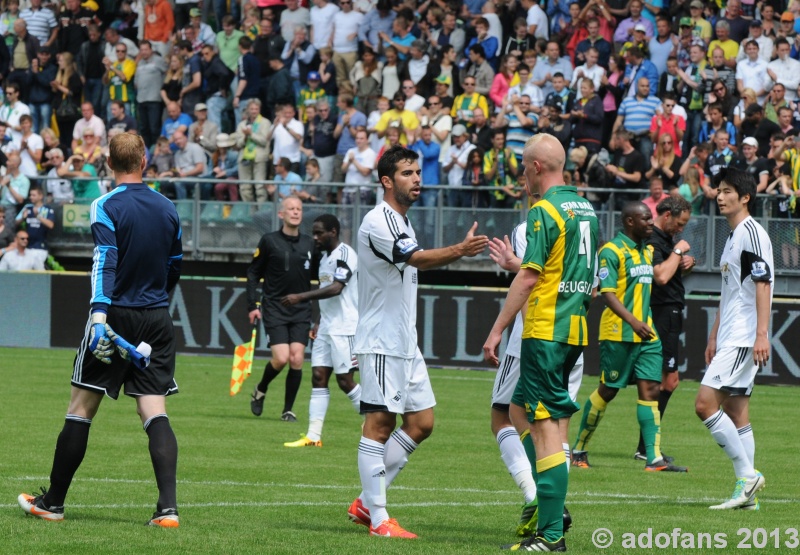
[505,222,527,358]
[717,215,774,348]
[354,202,422,359]
[317,242,359,336]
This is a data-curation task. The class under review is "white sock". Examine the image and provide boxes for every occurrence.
[704,410,755,478]
[306,388,329,442]
[358,436,389,527]
[738,424,755,468]
[497,427,536,503]
[384,428,418,488]
[347,383,362,413]
[563,442,571,474]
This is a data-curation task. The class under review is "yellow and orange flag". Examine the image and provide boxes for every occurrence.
[230,325,257,396]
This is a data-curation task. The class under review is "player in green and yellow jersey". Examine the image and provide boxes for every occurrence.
[571,201,688,473]
[484,134,599,552]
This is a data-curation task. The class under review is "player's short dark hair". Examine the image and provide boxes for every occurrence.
[656,196,692,217]
[314,213,340,236]
[713,167,757,213]
[377,145,419,182]
[621,201,649,223]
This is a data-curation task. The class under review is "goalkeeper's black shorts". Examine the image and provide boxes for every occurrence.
[71,306,178,400]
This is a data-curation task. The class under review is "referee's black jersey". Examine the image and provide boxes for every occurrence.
[246,230,314,324]
[647,225,685,307]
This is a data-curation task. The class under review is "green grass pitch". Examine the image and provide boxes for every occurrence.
[1,347,797,555]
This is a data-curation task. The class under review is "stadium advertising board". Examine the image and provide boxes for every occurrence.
[45,275,800,385]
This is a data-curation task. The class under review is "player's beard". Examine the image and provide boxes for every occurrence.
[395,187,418,208]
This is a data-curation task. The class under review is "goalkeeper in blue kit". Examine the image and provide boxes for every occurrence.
[17,133,184,528]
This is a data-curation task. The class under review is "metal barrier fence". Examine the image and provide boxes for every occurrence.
[32,177,800,275]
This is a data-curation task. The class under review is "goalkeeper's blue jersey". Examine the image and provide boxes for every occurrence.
[89,183,182,312]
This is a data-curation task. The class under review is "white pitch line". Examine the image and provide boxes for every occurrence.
[6,476,794,505]
[3,499,791,511]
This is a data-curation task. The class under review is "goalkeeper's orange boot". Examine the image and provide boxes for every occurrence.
[18,489,64,521]
[148,508,179,528]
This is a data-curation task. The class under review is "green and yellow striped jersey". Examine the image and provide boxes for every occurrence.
[521,185,599,346]
[108,59,136,103]
[598,231,658,343]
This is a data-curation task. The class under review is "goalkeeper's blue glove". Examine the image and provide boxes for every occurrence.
[88,312,115,364]
[106,328,151,370]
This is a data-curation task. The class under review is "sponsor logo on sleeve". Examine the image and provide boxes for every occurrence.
[751,261,767,278]
[397,237,419,254]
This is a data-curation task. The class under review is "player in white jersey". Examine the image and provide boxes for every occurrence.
[488,186,595,538]
[695,168,772,510]
[280,214,361,448]
[348,145,488,539]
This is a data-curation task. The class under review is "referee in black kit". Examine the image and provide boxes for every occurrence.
[247,196,314,422]
[634,196,695,461]
[18,133,183,528]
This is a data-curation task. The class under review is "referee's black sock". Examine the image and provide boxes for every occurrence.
[144,414,178,512]
[658,389,673,420]
[284,368,303,413]
[257,362,282,393]
[45,415,92,508]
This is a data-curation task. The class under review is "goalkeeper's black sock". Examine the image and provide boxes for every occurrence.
[45,415,92,507]
[257,362,282,393]
[144,414,178,512]
[284,368,303,413]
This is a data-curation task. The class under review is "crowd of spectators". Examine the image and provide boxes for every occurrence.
[1,0,800,269]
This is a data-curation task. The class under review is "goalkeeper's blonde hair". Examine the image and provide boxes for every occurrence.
[108,133,146,175]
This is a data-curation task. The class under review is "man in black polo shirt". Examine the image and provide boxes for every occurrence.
[732,137,770,193]
[247,196,315,422]
[633,196,695,461]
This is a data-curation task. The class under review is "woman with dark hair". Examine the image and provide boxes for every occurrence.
[709,78,736,122]
[381,46,401,100]
[600,54,625,148]
[350,47,383,115]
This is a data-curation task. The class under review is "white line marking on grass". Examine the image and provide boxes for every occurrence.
[9,475,520,495]
[8,476,794,505]
[1,498,793,511]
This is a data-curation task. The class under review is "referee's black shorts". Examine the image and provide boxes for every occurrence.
[652,304,683,373]
[265,321,311,347]
[72,306,178,400]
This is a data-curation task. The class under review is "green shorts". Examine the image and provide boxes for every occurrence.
[599,340,662,389]
[512,338,583,422]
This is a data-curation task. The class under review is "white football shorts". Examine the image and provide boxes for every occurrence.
[701,345,757,396]
[358,347,436,414]
[311,334,358,374]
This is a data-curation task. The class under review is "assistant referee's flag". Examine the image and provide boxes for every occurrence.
[230,324,257,396]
